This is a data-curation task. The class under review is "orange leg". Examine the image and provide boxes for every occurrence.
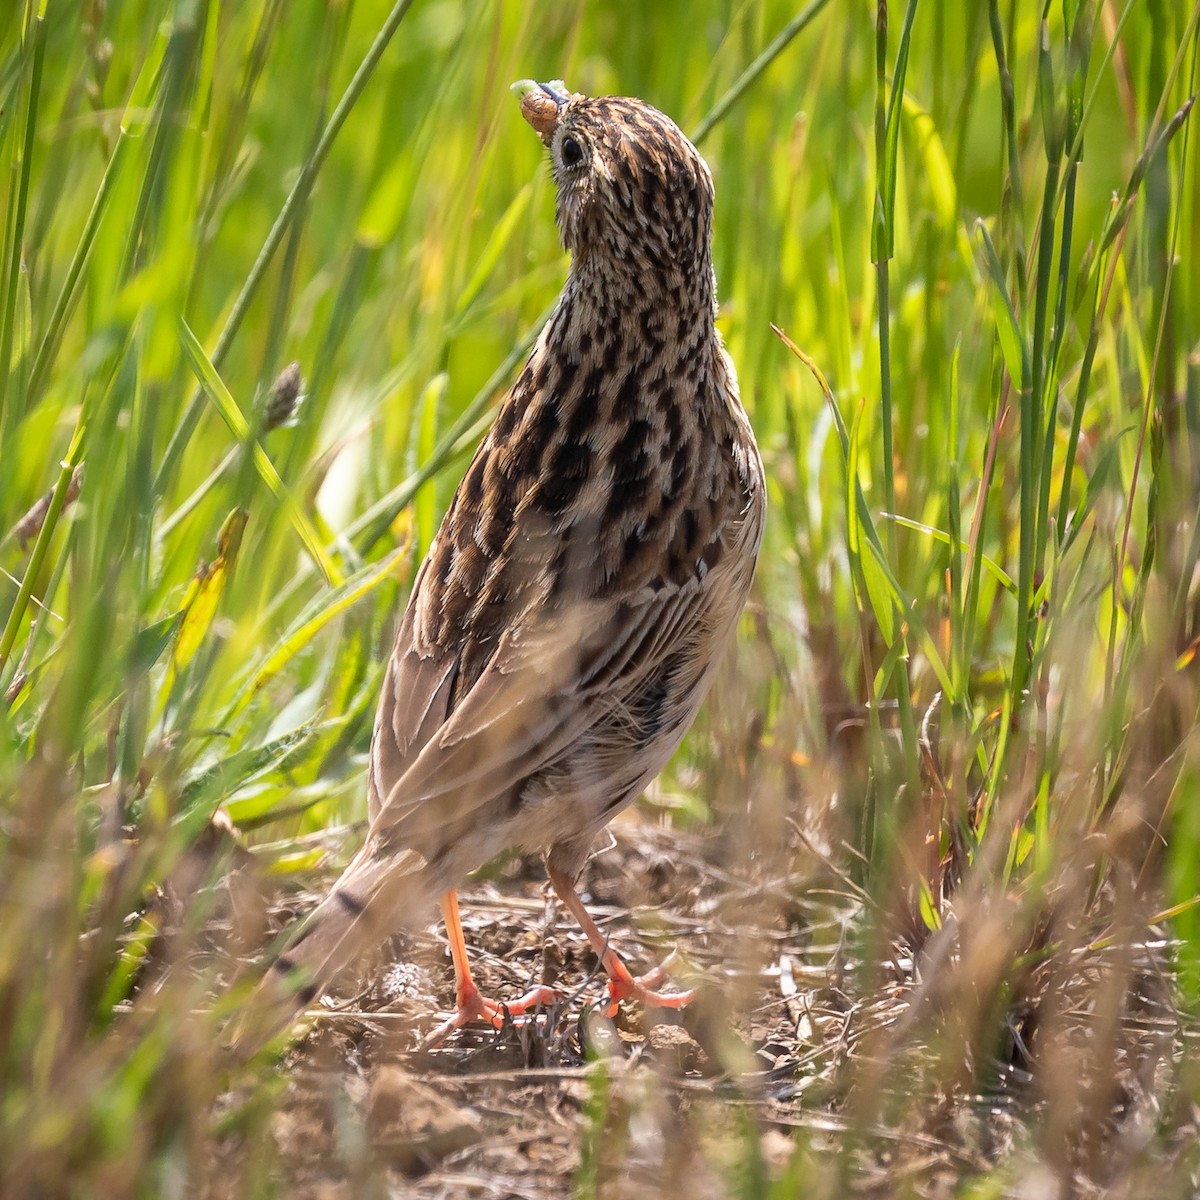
[547,866,693,1018]
[426,889,558,1044]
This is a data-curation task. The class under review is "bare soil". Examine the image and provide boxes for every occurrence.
[209,810,1187,1199]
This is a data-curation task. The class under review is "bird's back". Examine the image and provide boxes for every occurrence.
[367,276,764,881]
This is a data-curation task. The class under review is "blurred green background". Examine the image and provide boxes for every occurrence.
[1,0,1198,1194]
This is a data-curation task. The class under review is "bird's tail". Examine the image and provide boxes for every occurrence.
[230,842,432,1055]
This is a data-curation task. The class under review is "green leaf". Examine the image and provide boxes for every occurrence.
[177,721,321,821]
[847,399,894,642]
[873,0,919,263]
[974,220,1029,384]
[881,513,1017,594]
[11,259,31,392]
[224,541,412,721]
[917,876,942,932]
[120,20,170,136]
[130,611,184,676]
[1060,424,1134,553]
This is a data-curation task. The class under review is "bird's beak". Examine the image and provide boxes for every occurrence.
[512,79,572,146]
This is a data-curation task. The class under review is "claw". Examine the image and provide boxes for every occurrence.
[601,955,694,1018]
[427,890,559,1048]
[423,978,559,1047]
[461,980,560,1030]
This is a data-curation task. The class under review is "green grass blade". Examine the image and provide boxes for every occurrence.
[223,542,412,723]
[153,0,419,497]
[0,7,45,432]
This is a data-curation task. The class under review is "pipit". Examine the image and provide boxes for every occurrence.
[248,81,765,1044]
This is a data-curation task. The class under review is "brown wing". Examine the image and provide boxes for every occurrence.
[365,322,765,869]
[365,556,459,822]
[365,341,558,819]
[366,495,760,866]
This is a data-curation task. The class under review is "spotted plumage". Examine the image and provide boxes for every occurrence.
[244,82,764,1045]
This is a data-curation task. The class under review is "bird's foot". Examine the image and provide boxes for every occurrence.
[423,978,559,1047]
[601,953,693,1018]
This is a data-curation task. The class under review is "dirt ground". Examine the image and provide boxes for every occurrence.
[214,811,843,1197]
[209,809,1186,1199]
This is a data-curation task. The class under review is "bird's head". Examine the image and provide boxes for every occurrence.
[514,81,715,289]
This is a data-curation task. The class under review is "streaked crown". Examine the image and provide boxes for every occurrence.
[516,82,715,286]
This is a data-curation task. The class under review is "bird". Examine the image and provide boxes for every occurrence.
[242,80,765,1047]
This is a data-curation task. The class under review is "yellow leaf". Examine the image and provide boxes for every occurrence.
[168,508,247,688]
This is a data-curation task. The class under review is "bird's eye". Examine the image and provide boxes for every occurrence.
[560,135,584,167]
